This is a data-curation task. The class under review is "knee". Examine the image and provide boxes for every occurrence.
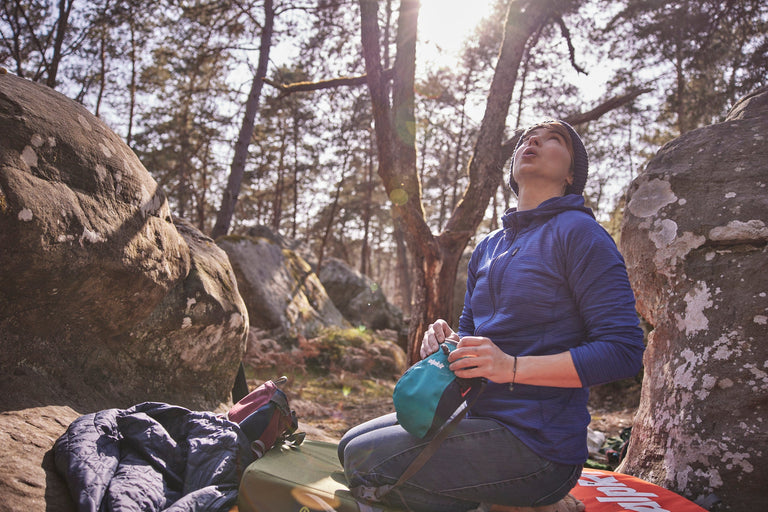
[337,430,354,466]
[341,434,380,485]
[338,413,398,467]
[341,435,365,472]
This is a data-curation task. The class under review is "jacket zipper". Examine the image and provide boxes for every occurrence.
[475,230,519,334]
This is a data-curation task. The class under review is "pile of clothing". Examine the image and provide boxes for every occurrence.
[54,402,254,511]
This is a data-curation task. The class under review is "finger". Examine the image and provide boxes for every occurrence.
[447,347,471,362]
[427,330,440,350]
[434,319,452,338]
[451,360,480,376]
[420,333,438,359]
[431,321,450,344]
[448,347,481,365]
[456,336,486,348]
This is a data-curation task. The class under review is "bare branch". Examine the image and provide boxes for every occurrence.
[263,68,394,97]
[232,0,263,30]
[566,87,654,125]
[554,15,587,75]
[500,86,654,162]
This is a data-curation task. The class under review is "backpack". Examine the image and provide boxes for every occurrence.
[227,376,305,458]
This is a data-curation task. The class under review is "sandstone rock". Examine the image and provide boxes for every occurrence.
[0,74,248,511]
[619,87,768,511]
[0,405,79,512]
[219,235,346,337]
[318,257,404,332]
[338,340,408,377]
[0,73,247,410]
[116,218,249,409]
[0,74,190,343]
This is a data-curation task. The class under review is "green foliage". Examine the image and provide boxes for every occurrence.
[299,327,375,370]
[319,326,373,349]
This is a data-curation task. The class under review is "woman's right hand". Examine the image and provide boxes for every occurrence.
[420,319,459,359]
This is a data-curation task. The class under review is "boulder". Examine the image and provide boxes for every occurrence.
[0,404,79,512]
[0,72,247,410]
[0,73,248,511]
[619,86,768,511]
[0,73,190,347]
[218,236,346,337]
[117,218,249,408]
[318,257,404,332]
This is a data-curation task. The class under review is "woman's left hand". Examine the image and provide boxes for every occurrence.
[447,336,513,383]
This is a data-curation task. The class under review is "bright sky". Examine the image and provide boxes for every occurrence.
[417,0,614,102]
[417,0,495,64]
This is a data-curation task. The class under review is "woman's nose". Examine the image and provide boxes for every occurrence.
[528,135,540,145]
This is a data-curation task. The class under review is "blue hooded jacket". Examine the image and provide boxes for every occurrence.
[459,194,644,465]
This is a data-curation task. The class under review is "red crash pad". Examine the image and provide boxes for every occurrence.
[571,468,707,512]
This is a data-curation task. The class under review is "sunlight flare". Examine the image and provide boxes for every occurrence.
[418,0,496,63]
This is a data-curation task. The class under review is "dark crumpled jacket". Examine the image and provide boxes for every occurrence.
[53,402,255,512]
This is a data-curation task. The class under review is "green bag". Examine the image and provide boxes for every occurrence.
[392,341,485,438]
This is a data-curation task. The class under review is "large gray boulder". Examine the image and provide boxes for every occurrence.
[0,72,247,410]
[218,236,347,337]
[119,218,249,407]
[0,72,249,511]
[318,257,404,332]
[619,86,768,511]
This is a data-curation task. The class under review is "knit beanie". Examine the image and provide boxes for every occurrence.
[509,120,589,196]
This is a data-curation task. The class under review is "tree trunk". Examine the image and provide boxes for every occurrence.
[393,212,411,316]
[46,0,73,89]
[291,115,299,239]
[318,144,350,271]
[272,124,287,233]
[127,6,137,146]
[211,0,274,239]
[359,130,375,276]
[361,0,437,362]
[95,0,110,117]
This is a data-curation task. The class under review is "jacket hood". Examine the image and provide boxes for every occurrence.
[502,194,594,232]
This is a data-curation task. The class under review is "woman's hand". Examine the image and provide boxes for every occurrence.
[447,336,513,383]
[420,319,459,359]
[448,337,585,388]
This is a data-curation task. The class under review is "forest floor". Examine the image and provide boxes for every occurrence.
[242,327,642,468]
[244,366,641,464]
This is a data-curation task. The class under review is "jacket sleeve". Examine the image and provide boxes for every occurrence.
[561,217,645,387]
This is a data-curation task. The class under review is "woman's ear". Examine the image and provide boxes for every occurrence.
[566,172,574,186]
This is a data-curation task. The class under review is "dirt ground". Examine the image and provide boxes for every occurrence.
[246,371,641,444]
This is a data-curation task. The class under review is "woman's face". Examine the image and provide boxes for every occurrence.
[512,125,574,195]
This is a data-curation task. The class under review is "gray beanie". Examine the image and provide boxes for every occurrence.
[509,120,589,196]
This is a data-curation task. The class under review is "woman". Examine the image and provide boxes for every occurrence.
[339,120,645,512]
